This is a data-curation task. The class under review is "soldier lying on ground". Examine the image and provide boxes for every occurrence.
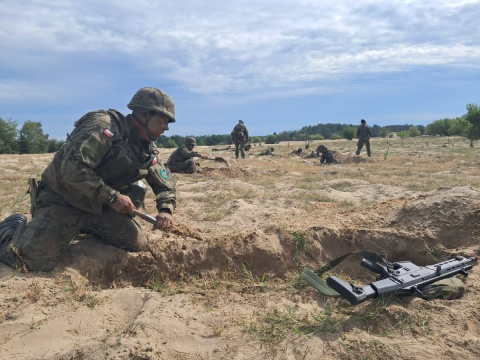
[258,147,277,156]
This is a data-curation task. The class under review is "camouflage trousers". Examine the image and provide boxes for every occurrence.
[0,186,146,272]
[168,159,197,174]
[356,139,371,157]
[234,140,246,159]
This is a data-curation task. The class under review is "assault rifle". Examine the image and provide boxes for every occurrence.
[302,250,478,305]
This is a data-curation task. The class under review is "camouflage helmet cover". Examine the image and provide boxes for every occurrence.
[128,87,176,123]
[185,136,196,146]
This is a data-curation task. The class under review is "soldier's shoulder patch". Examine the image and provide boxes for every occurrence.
[160,168,170,179]
[152,156,158,165]
[103,128,115,138]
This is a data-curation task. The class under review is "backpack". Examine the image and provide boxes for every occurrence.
[232,124,245,141]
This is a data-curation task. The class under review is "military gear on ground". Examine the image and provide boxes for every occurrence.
[418,277,466,300]
[244,143,251,151]
[302,250,476,305]
[127,87,175,123]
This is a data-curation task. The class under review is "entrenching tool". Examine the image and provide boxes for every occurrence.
[132,209,157,225]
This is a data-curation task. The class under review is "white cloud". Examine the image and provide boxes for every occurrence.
[1,0,479,105]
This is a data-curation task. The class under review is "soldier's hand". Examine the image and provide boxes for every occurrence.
[111,194,135,214]
[154,211,175,230]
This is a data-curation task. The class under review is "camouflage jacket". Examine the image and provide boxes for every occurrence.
[320,150,338,164]
[231,124,249,142]
[356,124,372,140]
[166,146,200,165]
[41,109,176,215]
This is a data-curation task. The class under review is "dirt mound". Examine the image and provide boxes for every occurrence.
[2,142,480,360]
[54,187,479,289]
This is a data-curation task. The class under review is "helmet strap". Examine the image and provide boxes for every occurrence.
[132,112,158,141]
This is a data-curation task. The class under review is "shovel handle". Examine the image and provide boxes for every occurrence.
[132,209,157,225]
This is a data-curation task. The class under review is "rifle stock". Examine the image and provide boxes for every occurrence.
[326,255,478,305]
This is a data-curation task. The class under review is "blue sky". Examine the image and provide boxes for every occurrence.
[1,0,479,140]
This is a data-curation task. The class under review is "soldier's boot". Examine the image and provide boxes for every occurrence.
[367,152,371,157]
[0,214,27,244]
[355,149,360,155]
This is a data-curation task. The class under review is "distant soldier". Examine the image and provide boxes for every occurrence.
[290,147,303,156]
[231,120,249,159]
[356,119,373,157]
[317,145,340,165]
[167,137,205,174]
[305,150,319,159]
[259,147,275,156]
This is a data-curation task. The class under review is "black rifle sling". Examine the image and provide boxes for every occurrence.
[314,250,391,276]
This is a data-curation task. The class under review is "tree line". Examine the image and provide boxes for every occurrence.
[1,102,479,154]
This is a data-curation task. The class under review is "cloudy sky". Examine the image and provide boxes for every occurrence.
[1,0,479,140]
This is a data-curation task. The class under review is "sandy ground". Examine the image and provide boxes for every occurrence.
[0,136,479,360]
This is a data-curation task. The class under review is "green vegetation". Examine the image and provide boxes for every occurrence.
[2,100,479,153]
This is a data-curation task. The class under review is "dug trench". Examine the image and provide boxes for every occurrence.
[55,186,480,292]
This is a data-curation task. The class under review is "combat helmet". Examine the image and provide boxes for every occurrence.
[128,87,175,123]
[185,137,196,146]
[317,144,327,152]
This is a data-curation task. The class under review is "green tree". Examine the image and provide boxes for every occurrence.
[264,134,277,144]
[47,139,65,153]
[465,103,480,147]
[397,130,410,139]
[425,118,453,136]
[18,120,49,154]
[342,126,356,140]
[378,128,390,138]
[448,116,470,137]
[0,117,19,154]
[409,126,421,137]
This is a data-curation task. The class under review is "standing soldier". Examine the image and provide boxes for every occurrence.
[166,137,205,174]
[231,120,249,159]
[356,119,373,157]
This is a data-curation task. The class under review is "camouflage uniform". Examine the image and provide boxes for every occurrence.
[320,150,339,164]
[317,145,340,164]
[231,122,249,159]
[0,109,176,272]
[259,147,275,156]
[167,146,201,174]
[356,120,373,157]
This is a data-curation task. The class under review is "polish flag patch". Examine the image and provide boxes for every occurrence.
[103,128,114,138]
[152,157,158,165]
